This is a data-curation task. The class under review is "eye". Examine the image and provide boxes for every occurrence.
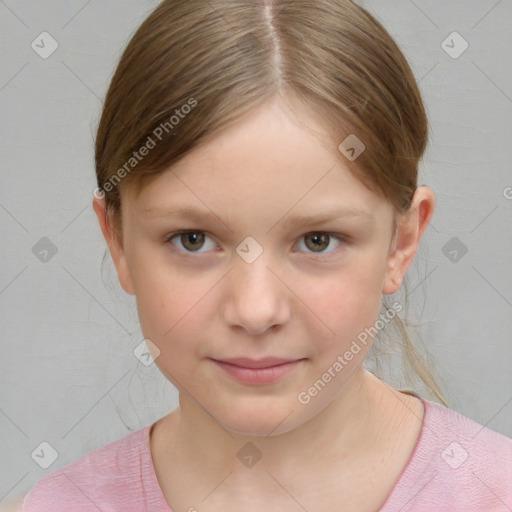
[166,231,217,253]
[165,230,346,256]
[296,232,344,255]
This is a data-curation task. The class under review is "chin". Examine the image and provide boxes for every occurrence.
[215,404,302,438]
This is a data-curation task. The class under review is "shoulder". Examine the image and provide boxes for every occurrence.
[423,398,512,465]
[385,398,512,510]
[21,426,152,512]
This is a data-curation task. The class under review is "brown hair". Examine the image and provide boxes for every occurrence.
[95,0,449,407]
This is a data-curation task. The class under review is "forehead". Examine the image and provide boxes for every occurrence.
[122,100,391,225]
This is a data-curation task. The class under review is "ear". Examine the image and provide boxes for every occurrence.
[92,196,135,295]
[382,186,435,295]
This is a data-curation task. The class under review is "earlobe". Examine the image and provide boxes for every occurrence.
[382,187,435,295]
[92,196,136,295]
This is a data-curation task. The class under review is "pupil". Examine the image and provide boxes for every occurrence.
[183,232,204,250]
[308,233,328,252]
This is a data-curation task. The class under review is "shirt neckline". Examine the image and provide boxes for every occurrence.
[143,423,174,511]
[141,394,432,511]
[377,395,432,510]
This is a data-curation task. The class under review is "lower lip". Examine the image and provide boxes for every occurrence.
[211,359,304,385]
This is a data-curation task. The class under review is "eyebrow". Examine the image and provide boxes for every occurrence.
[142,205,374,228]
[143,206,225,223]
[279,206,374,229]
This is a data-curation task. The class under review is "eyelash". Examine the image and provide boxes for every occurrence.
[164,230,347,258]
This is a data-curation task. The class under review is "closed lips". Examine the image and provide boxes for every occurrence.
[210,358,304,369]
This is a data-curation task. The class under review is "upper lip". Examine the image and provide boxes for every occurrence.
[211,357,303,369]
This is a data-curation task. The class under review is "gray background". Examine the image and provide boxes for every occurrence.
[1,0,511,506]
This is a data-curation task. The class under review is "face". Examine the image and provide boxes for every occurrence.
[94,98,427,437]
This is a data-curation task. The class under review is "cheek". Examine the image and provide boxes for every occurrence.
[132,261,204,343]
[128,243,194,333]
[293,264,385,397]
[298,258,386,341]
[145,292,205,332]
[134,277,210,383]
[133,264,234,379]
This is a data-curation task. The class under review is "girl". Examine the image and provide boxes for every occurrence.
[21,0,512,510]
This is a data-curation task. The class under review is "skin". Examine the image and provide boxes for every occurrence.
[93,97,434,510]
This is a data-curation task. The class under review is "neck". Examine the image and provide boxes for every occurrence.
[158,368,415,489]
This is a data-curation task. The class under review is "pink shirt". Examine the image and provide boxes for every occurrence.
[22,397,512,511]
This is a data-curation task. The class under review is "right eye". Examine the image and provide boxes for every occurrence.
[166,230,218,254]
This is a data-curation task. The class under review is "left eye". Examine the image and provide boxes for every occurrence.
[165,231,343,255]
[296,232,343,254]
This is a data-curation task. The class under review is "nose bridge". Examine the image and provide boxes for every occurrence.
[234,252,278,294]
[223,246,289,334]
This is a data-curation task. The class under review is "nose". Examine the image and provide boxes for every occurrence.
[222,255,291,335]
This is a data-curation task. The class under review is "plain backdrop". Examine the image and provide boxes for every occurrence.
[1,0,511,505]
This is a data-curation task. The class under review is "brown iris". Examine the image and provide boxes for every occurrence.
[180,232,205,251]
[304,233,330,252]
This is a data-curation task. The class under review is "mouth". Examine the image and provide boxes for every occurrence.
[209,357,306,385]
[211,357,304,369]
